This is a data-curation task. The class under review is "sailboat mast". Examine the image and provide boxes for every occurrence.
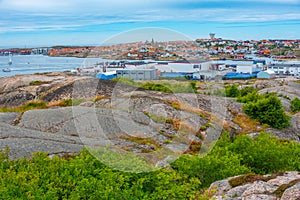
[8,53,12,65]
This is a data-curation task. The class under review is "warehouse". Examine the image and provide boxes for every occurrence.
[116,69,158,80]
[257,70,276,79]
[267,62,300,75]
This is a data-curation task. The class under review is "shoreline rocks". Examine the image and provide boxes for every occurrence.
[210,172,300,200]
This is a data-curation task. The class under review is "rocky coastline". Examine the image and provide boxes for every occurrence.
[0,72,299,159]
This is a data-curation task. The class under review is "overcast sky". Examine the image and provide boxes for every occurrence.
[0,0,299,47]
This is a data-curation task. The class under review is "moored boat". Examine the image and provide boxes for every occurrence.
[2,68,11,72]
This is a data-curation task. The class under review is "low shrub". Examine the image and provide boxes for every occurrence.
[243,94,290,129]
[225,85,240,97]
[0,149,201,199]
[291,97,300,113]
[172,132,300,187]
[0,132,299,199]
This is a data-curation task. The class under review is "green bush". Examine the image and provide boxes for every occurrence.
[227,133,300,174]
[239,86,257,97]
[225,85,240,97]
[190,81,197,93]
[210,85,256,98]
[1,132,299,199]
[291,98,300,113]
[172,132,300,186]
[0,149,201,199]
[243,95,290,129]
[172,151,250,188]
[237,91,261,103]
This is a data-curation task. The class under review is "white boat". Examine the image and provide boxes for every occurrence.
[2,68,11,72]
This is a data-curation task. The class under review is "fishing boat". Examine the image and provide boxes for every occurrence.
[2,68,11,72]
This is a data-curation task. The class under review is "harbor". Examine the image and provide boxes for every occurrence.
[1,54,300,81]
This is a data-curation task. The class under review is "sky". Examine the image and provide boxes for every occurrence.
[0,0,299,48]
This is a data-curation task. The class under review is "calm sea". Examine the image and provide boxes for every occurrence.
[0,55,105,78]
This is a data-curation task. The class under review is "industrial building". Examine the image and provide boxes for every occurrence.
[257,70,276,79]
[156,60,212,79]
[267,62,300,75]
[236,64,261,74]
[116,69,158,80]
[223,72,258,80]
[166,60,211,72]
[160,72,191,78]
[192,70,219,81]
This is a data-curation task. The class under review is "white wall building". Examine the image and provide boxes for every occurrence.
[116,69,158,80]
[267,62,300,75]
[157,61,211,73]
[236,65,257,74]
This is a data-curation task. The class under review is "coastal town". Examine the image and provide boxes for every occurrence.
[1,34,300,61]
[1,0,300,198]
[1,35,300,81]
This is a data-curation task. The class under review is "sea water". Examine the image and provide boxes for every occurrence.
[0,55,104,78]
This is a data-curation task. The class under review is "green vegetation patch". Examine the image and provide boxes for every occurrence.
[242,93,290,129]
[0,149,201,199]
[0,132,299,199]
[29,80,51,86]
[294,80,300,84]
[112,77,198,93]
[57,99,86,107]
[291,97,300,113]
[0,101,48,113]
[0,98,88,113]
[207,85,257,98]
[172,132,300,187]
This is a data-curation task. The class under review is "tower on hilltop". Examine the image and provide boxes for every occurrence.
[209,33,216,40]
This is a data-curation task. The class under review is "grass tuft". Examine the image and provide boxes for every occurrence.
[29,80,51,86]
[0,101,48,113]
[233,113,266,133]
